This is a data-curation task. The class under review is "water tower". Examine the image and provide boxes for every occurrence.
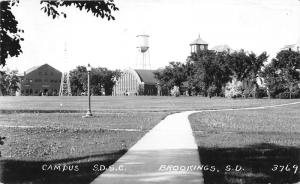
[136,34,151,69]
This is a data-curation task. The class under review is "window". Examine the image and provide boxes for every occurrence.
[35,89,38,94]
[50,72,53,76]
[39,72,42,75]
[44,72,48,75]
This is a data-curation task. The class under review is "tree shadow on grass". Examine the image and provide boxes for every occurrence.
[198,143,300,184]
[0,149,127,184]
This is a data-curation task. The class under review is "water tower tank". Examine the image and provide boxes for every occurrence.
[137,35,149,53]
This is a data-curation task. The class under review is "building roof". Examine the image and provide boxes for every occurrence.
[190,35,208,45]
[16,73,24,77]
[25,63,61,75]
[281,44,299,51]
[134,69,158,85]
[211,44,233,52]
[25,65,40,74]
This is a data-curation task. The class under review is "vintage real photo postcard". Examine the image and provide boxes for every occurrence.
[0,0,300,183]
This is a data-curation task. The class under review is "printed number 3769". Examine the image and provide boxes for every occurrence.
[271,164,298,174]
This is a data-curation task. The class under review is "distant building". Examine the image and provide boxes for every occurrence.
[190,34,209,55]
[281,44,300,52]
[113,69,159,96]
[211,44,233,53]
[190,35,233,54]
[20,64,62,96]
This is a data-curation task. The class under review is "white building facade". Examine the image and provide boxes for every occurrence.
[113,69,159,96]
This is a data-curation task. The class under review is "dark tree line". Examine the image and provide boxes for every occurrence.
[69,66,121,96]
[261,50,300,99]
[154,49,300,99]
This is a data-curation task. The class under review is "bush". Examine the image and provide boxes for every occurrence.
[276,92,291,99]
[171,86,180,97]
[292,86,300,98]
[207,84,217,98]
[242,88,253,98]
[225,79,243,98]
[276,90,300,99]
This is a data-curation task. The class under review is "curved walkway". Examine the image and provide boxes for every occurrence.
[91,111,202,184]
[91,101,300,184]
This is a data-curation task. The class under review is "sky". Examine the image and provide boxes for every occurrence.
[5,0,300,73]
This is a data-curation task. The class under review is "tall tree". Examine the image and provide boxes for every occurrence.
[227,50,268,97]
[227,50,252,81]
[154,61,186,92]
[101,69,121,95]
[69,66,121,96]
[90,67,121,96]
[0,1,23,67]
[7,69,19,95]
[0,71,9,96]
[244,52,268,97]
[188,50,232,96]
[0,68,20,95]
[0,0,119,67]
[69,65,87,95]
[261,50,300,98]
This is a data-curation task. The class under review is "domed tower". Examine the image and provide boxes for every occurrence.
[190,34,208,55]
[136,34,151,69]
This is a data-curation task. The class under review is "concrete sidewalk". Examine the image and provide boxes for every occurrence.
[91,111,204,184]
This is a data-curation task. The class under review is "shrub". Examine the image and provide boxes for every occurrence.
[207,84,217,98]
[294,88,300,98]
[225,79,243,98]
[242,87,253,98]
[276,92,291,99]
[171,86,180,97]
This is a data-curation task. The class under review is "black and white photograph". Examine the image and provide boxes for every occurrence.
[0,0,300,183]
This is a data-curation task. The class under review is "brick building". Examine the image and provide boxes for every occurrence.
[20,64,62,96]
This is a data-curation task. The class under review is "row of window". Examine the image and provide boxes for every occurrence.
[38,71,54,76]
[35,79,59,83]
[22,89,58,95]
[23,79,59,83]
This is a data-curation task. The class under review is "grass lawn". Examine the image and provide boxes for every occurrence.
[0,111,167,183]
[189,104,300,184]
[1,96,299,112]
[0,96,299,183]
